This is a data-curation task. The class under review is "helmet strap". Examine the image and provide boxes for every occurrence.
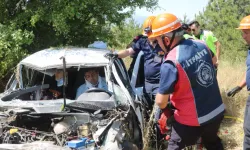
[162,31,176,53]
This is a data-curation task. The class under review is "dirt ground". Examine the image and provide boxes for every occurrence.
[219,119,243,150]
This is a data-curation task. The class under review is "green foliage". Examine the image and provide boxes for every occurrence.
[0,24,34,78]
[181,13,190,24]
[195,0,250,62]
[107,18,142,49]
[0,0,158,91]
[0,0,158,52]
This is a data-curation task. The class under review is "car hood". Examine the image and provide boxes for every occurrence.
[0,98,75,113]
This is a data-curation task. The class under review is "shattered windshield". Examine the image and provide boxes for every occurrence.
[3,63,131,105]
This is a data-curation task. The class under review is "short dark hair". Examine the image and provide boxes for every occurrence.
[182,23,189,30]
[173,26,184,33]
[188,20,200,27]
[84,68,99,74]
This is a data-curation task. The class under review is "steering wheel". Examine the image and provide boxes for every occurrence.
[84,88,112,96]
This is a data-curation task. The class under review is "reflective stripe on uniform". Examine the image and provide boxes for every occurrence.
[198,103,225,124]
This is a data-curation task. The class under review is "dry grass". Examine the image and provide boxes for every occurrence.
[143,105,158,150]
[217,61,247,118]
[123,57,132,69]
[217,61,247,150]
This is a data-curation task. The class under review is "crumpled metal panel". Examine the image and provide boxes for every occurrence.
[101,121,122,150]
[0,141,71,150]
[19,48,110,70]
[0,99,75,113]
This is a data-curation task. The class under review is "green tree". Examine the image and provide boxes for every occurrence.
[0,24,33,88]
[195,0,250,62]
[0,0,158,91]
[107,18,142,49]
[181,13,190,24]
[0,0,158,52]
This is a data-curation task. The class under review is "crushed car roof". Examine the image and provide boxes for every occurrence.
[19,47,111,70]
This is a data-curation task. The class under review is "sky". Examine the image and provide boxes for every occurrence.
[133,0,209,24]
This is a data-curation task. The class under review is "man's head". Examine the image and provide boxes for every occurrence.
[182,23,191,35]
[149,13,184,53]
[237,15,250,46]
[84,68,99,85]
[55,69,68,87]
[142,16,156,37]
[189,20,201,36]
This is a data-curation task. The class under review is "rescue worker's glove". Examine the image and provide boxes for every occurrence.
[104,52,118,59]
[227,86,242,97]
[158,106,173,140]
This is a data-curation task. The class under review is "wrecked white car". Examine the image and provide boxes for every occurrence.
[0,47,145,150]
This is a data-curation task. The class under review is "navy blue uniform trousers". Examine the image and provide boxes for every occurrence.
[168,115,224,150]
[243,96,250,150]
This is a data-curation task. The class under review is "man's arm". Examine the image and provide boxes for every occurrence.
[156,61,177,109]
[156,93,170,109]
[238,73,247,88]
[209,31,220,65]
[118,35,144,58]
[212,55,217,65]
[215,41,221,65]
[117,48,135,58]
[227,73,246,97]
[207,46,217,65]
[75,85,83,99]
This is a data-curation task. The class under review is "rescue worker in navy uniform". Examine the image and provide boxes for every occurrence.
[126,34,144,79]
[149,13,225,150]
[105,16,164,109]
[227,15,250,150]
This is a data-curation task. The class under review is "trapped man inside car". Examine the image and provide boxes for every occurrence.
[75,68,108,99]
[41,69,69,100]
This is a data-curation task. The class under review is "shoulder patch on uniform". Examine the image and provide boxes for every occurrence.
[135,34,143,39]
[132,34,145,43]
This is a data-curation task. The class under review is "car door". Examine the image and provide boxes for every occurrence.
[130,51,144,99]
[113,58,145,132]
